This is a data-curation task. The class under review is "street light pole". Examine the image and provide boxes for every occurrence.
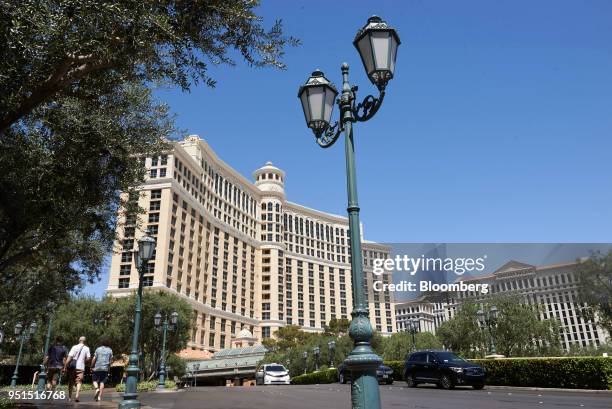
[477,306,498,355]
[303,351,308,374]
[119,231,156,409]
[328,340,336,368]
[37,315,54,392]
[11,322,37,388]
[298,16,400,409]
[407,319,418,352]
[155,311,177,389]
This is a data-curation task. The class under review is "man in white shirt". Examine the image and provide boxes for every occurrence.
[64,336,91,402]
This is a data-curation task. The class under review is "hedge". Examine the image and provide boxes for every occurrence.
[471,357,612,390]
[115,380,176,392]
[383,357,612,390]
[291,368,338,385]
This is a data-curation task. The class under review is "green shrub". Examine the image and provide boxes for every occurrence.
[470,357,612,390]
[0,394,15,409]
[383,361,404,382]
[115,380,176,392]
[385,357,612,390]
[291,368,338,385]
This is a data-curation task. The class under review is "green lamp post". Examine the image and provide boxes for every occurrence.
[37,304,56,393]
[407,318,419,352]
[154,311,178,389]
[10,322,38,388]
[118,231,156,409]
[298,15,400,409]
[477,305,498,355]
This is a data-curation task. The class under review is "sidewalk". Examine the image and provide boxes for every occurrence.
[11,388,180,409]
[486,385,612,395]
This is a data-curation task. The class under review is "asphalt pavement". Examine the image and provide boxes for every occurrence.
[136,384,611,409]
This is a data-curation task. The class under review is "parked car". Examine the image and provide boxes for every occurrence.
[338,363,394,384]
[403,350,485,390]
[255,363,291,385]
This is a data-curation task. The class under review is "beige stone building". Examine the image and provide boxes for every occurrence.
[395,260,610,351]
[107,135,395,352]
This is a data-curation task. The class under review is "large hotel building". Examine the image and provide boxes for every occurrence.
[107,135,396,352]
[395,260,610,351]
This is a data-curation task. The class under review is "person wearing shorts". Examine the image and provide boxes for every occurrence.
[92,337,113,402]
[64,336,91,402]
[44,336,67,390]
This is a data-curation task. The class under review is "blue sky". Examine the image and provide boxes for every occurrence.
[83,0,612,297]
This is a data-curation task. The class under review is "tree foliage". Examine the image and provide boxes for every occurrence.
[381,331,443,361]
[0,0,297,320]
[575,250,612,334]
[437,295,562,358]
[0,291,193,380]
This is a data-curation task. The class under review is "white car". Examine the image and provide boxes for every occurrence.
[256,363,291,385]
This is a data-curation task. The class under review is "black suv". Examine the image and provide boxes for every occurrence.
[338,363,394,384]
[403,351,485,390]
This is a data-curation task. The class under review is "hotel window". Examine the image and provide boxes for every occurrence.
[151,189,162,199]
[161,155,168,165]
[120,265,131,275]
[121,252,132,263]
[148,213,160,223]
[150,201,161,211]
[143,276,153,286]
[160,168,167,177]
[150,169,157,178]
[262,327,271,338]
[118,278,130,288]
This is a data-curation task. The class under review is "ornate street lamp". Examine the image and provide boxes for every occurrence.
[313,346,320,371]
[477,305,499,355]
[407,318,419,352]
[155,311,178,389]
[11,322,37,388]
[303,351,308,374]
[328,340,336,368]
[193,363,200,387]
[37,302,56,392]
[298,15,400,409]
[118,230,156,409]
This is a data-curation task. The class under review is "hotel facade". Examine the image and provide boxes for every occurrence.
[107,135,396,352]
[395,260,610,351]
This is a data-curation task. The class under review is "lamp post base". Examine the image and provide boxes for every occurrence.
[118,399,141,409]
[37,368,47,392]
[345,308,382,409]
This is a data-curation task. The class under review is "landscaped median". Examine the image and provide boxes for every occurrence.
[291,368,338,385]
[291,357,612,390]
[115,380,177,392]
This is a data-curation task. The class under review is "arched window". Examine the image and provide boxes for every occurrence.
[267,202,273,211]
[261,203,266,210]
[276,203,280,212]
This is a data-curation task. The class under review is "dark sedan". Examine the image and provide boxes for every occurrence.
[338,362,394,384]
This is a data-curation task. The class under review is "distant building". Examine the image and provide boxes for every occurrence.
[395,260,610,351]
[107,135,395,353]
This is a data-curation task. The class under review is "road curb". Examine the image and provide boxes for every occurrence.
[486,385,612,394]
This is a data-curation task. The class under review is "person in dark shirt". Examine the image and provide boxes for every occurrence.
[44,336,68,390]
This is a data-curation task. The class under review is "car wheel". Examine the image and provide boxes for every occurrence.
[439,375,454,390]
[405,373,417,388]
[339,373,346,384]
[472,384,485,390]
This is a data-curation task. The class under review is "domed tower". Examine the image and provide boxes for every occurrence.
[253,162,286,340]
[253,161,285,197]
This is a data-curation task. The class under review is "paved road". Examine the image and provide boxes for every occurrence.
[138,384,611,409]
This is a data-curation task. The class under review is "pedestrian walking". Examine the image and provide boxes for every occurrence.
[64,336,91,402]
[91,337,113,402]
[43,336,67,390]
